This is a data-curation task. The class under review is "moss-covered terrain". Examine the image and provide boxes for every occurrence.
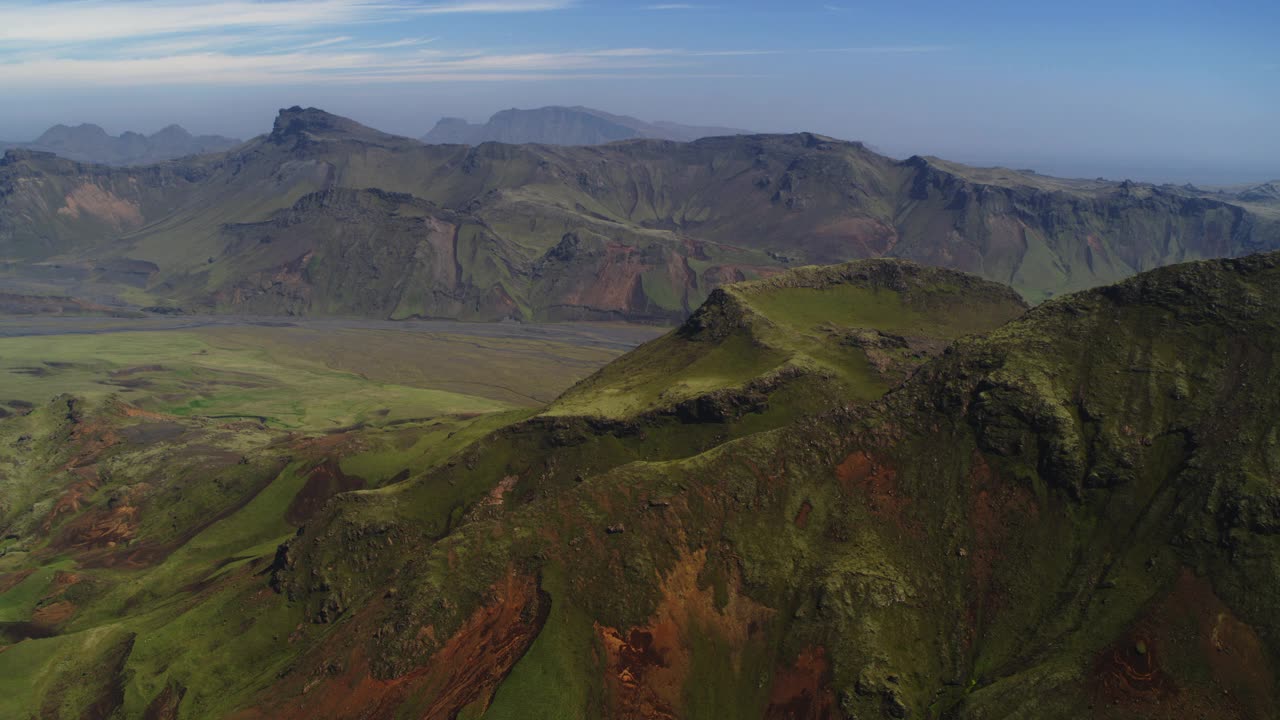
[0,319,644,718]
[4,255,1280,718]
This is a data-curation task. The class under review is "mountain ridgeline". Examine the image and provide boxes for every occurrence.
[421,105,751,145]
[1,123,241,167]
[2,106,1278,321]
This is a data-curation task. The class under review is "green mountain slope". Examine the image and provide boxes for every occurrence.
[4,108,1278,319]
[263,254,1280,720]
[4,255,1278,718]
[0,319,645,719]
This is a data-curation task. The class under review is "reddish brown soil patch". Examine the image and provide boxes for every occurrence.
[56,503,139,551]
[245,570,549,720]
[1091,570,1274,718]
[966,452,1037,621]
[0,569,35,594]
[113,397,175,420]
[560,242,694,315]
[47,570,82,594]
[81,457,290,569]
[835,450,908,524]
[765,646,836,720]
[793,500,813,529]
[58,414,123,471]
[285,460,365,525]
[596,548,774,719]
[42,466,102,533]
[812,217,899,257]
[28,572,84,629]
[413,571,551,717]
[143,683,186,720]
[56,183,144,229]
[288,430,357,454]
[31,600,77,627]
[1094,634,1170,703]
[469,475,519,522]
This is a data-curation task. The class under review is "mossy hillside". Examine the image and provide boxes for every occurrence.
[301,260,1024,586]
[550,258,1027,419]
[899,254,1280,715]
[6,253,1280,718]
[0,390,538,719]
[265,253,1280,719]
[253,261,1026,714]
[0,399,299,718]
[0,317,641,718]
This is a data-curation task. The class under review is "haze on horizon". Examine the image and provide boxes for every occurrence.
[0,0,1276,185]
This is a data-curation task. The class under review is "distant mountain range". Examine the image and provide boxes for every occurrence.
[1,123,241,166]
[2,106,1278,321]
[1237,181,1280,203]
[422,105,751,146]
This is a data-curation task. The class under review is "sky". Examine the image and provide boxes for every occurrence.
[0,0,1276,184]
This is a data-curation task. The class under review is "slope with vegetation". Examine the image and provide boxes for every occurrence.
[0,318,644,718]
[3,255,1277,718]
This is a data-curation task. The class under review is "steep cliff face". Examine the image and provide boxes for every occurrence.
[893,156,1278,300]
[0,150,206,260]
[3,108,1278,320]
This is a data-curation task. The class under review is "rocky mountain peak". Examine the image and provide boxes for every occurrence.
[270,106,409,148]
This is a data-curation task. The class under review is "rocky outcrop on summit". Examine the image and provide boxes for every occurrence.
[268,106,416,150]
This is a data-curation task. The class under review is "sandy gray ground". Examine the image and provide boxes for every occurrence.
[0,315,666,351]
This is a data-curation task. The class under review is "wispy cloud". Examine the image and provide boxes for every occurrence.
[0,1,572,44]
[0,51,763,86]
[813,46,951,54]
[0,1,388,44]
[408,0,575,13]
[358,37,439,50]
[287,36,354,51]
[0,46,762,87]
[0,0,946,89]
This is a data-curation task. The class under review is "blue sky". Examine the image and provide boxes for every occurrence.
[0,0,1276,183]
